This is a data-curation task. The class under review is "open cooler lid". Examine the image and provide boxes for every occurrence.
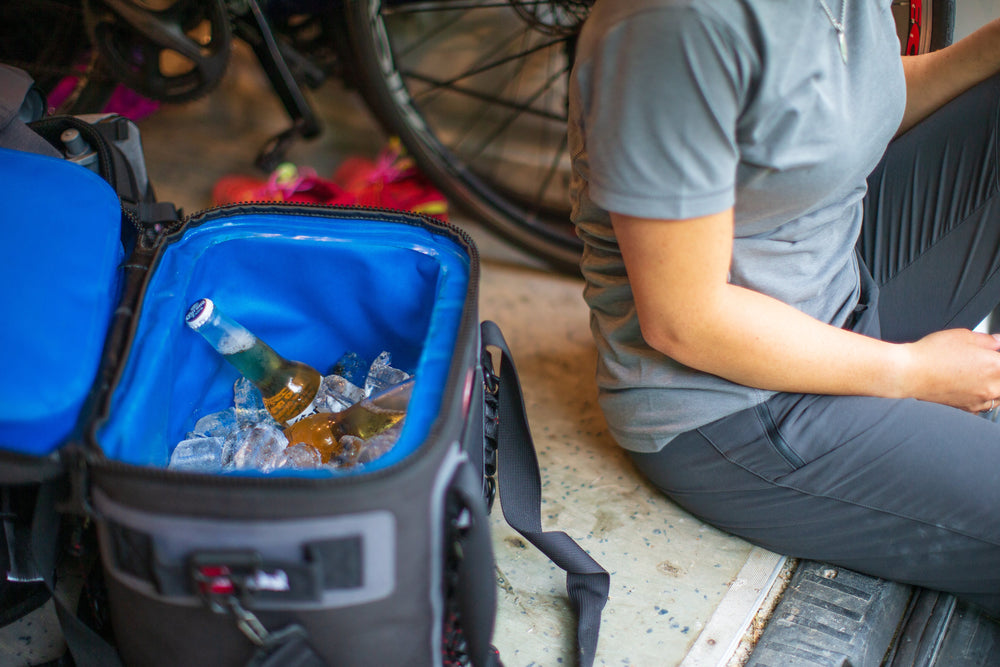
[0,147,124,456]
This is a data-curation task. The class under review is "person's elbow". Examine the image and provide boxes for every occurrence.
[636,307,714,368]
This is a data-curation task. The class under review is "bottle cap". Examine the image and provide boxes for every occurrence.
[185,298,214,330]
[60,128,88,157]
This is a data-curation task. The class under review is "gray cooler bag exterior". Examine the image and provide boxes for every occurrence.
[86,205,501,666]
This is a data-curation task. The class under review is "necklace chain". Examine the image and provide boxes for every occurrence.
[817,0,849,63]
[817,0,846,31]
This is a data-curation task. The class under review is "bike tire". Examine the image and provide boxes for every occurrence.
[343,0,586,274]
[345,0,955,275]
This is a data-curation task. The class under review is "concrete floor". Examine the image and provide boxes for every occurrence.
[126,45,779,667]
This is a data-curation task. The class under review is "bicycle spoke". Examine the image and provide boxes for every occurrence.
[405,70,565,123]
[457,63,570,163]
[437,31,537,168]
[413,28,534,160]
[398,26,570,123]
[388,8,468,61]
[436,35,568,86]
[384,0,587,13]
[347,0,586,272]
[386,8,569,84]
[391,14,534,97]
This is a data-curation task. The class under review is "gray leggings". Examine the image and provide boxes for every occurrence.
[631,73,1000,615]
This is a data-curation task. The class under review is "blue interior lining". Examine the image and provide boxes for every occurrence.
[96,212,471,475]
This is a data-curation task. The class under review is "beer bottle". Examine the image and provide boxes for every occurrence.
[284,378,413,464]
[185,298,321,425]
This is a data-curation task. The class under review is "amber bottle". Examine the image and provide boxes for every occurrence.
[185,298,321,425]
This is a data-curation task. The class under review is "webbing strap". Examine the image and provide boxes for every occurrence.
[30,481,124,667]
[481,320,610,667]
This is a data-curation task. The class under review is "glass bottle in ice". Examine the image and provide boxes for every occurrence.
[185,298,321,425]
[284,378,414,464]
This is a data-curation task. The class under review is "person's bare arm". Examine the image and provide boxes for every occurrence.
[612,208,1000,412]
[899,18,1000,135]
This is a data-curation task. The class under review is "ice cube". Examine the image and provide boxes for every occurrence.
[327,435,364,469]
[279,443,322,470]
[357,422,404,464]
[220,428,241,467]
[231,423,289,473]
[188,408,237,439]
[169,437,225,473]
[364,351,410,397]
[329,351,368,387]
[315,374,365,413]
[233,378,273,426]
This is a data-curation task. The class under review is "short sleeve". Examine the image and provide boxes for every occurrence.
[579,7,757,220]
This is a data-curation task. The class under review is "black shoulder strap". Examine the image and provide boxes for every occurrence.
[480,320,610,667]
[30,479,125,667]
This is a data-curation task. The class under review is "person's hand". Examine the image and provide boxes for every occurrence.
[901,329,1000,412]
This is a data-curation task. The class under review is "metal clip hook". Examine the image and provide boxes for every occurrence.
[229,597,269,647]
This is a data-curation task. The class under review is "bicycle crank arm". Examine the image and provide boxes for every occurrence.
[100,0,204,61]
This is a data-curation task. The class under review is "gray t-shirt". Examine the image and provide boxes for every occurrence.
[568,0,906,452]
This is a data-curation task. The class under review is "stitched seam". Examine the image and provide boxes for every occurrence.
[879,188,998,292]
[697,426,1000,548]
[752,402,804,469]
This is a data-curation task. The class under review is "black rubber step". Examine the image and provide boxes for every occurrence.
[746,561,912,667]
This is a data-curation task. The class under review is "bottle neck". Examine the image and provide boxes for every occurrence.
[222,339,283,385]
[188,301,281,383]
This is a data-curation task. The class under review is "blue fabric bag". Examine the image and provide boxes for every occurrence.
[0,147,123,457]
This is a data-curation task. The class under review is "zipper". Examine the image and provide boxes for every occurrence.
[184,199,481,252]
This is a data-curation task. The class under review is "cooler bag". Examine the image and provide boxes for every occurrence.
[0,117,609,665]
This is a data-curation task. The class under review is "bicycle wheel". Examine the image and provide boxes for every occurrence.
[344,0,587,274]
[344,0,955,275]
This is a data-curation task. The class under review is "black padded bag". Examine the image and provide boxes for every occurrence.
[0,66,608,666]
[76,204,609,667]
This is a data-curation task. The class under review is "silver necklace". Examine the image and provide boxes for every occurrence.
[817,0,848,64]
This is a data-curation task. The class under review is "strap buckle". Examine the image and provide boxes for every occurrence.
[188,551,320,663]
[190,551,266,614]
[191,554,271,647]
